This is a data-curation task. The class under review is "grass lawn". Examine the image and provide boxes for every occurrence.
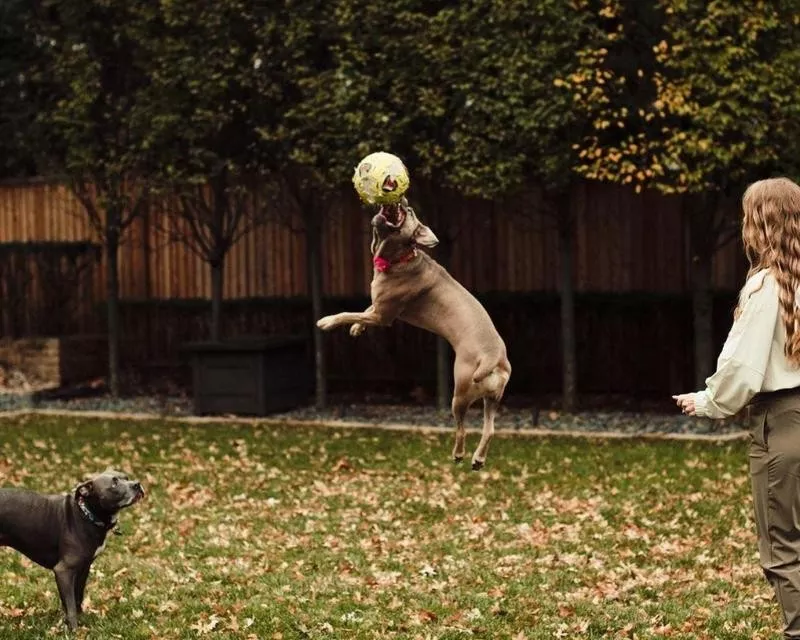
[0,414,781,639]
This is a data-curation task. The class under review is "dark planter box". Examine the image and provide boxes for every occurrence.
[183,336,312,416]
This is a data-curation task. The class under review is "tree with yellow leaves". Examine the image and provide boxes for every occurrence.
[566,0,800,387]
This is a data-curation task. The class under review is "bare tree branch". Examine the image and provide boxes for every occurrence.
[120,181,148,231]
[178,193,215,258]
[70,177,103,236]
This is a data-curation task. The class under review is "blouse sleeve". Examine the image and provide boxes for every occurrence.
[693,272,779,419]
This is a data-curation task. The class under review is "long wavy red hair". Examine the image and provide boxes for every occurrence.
[737,177,800,366]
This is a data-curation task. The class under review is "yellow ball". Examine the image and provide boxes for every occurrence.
[352,152,410,205]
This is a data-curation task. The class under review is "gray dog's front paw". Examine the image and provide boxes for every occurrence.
[350,323,365,337]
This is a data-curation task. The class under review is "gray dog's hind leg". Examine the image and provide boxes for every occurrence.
[451,395,472,463]
[472,397,499,471]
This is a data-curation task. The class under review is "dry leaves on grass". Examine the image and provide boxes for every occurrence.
[0,417,781,639]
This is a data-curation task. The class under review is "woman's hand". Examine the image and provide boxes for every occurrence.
[672,393,697,416]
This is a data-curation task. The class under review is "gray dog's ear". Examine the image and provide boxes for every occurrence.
[370,227,380,255]
[414,224,439,248]
[74,480,93,499]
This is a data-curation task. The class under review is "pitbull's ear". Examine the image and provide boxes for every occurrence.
[74,480,93,499]
[414,224,439,248]
[370,227,380,255]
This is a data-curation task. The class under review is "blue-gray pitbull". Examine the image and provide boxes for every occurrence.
[0,469,144,630]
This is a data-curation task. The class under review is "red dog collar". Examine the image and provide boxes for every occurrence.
[373,247,418,273]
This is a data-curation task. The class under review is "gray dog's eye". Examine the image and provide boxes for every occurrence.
[112,477,119,486]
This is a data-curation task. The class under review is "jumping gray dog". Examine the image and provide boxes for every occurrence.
[0,469,144,630]
[317,200,511,469]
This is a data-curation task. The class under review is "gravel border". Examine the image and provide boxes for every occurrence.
[268,403,749,437]
[0,391,750,442]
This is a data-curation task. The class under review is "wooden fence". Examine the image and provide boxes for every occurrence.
[0,178,748,295]
[0,178,749,397]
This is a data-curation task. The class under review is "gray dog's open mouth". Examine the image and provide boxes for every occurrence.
[129,485,145,505]
[382,175,398,193]
[379,204,406,228]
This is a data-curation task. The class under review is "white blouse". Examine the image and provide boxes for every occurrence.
[693,269,800,418]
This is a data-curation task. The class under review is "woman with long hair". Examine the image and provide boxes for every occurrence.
[674,177,800,638]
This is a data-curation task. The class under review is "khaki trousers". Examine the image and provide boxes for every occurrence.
[750,390,800,639]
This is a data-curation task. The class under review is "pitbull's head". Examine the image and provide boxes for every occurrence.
[370,197,439,260]
[74,469,144,521]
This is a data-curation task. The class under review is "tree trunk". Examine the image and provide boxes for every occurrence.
[307,219,327,409]
[691,253,714,390]
[686,194,717,391]
[210,259,224,342]
[142,209,152,362]
[557,201,577,413]
[106,225,121,397]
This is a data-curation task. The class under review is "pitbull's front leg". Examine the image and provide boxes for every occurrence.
[54,562,79,631]
[349,306,373,337]
[75,562,91,614]
[317,304,398,332]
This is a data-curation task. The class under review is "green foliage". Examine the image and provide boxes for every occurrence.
[569,0,800,194]
[429,0,601,197]
[286,0,604,230]
[0,0,38,178]
[29,0,161,236]
[278,0,350,185]
[285,0,447,190]
[9,0,800,204]
[33,0,158,188]
[144,0,290,184]
[290,0,595,201]
[652,0,800,191]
